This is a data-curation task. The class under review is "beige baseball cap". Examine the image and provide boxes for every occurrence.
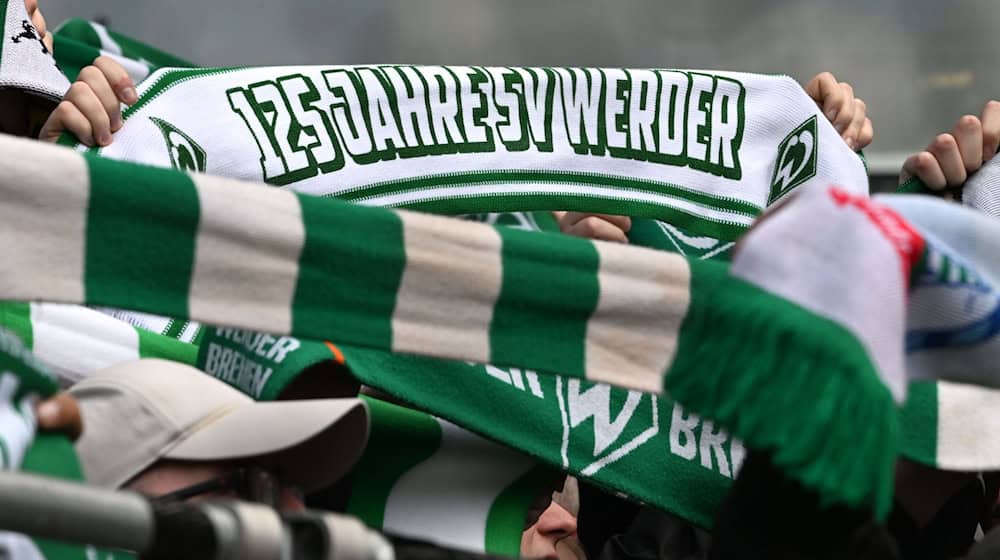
[70,359,369,491]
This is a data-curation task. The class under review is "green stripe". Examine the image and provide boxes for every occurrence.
[19,433,122,560]
[0,0,8,61]
[163,318,186,339]
[393,194,748,241]
[191,326,207,345]
[484,464,558,556]
[52,17,103,49]
[937,254,950,283]
[0,302,33,349]
[84,154,199,318]
[334,169,761,217]
[104,24,195,69]
[899,381,939,466]
[136,327,198,365]
[56,129,80,147]
[52,35,103,81]
[21,432,84,480]
[291,193,405,349]
[489,227,599,377]
[346,397,442,528]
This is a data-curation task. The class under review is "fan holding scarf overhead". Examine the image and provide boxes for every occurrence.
[0,3,908,552]
[10,128,1000,555]
[9,4,1000,559]
[32,36,886,495]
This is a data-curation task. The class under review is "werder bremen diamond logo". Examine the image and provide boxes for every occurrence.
[559,379,658,476]
[151,117,207,173]
[768,115,818,204]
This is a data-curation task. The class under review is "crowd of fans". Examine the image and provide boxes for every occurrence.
[4,0,1000,558]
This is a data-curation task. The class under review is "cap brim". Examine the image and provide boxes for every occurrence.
[165,398,369,491]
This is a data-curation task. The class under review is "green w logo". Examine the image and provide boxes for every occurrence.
[768,115,818,204]
[151,117,207,173]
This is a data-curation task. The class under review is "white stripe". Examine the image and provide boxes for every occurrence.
[359,183,754,228]
[89,22,123,55]
[656,221,722,250]
[0,137,88,303]
[383,420,536,551]
[102,51,151,83]
[556,376,570,468]
[189,175,305,335]
[31,303,140,383]
[178,321,201,343]
[936,381,1000,470]
[948,264,962,284]
[699,241,735,261]
[585,244,692,393]
[927,248,943,276]
[0,533,46,560]
[0,373,35,469]
[392,212,502,363]
[581,399,659,476]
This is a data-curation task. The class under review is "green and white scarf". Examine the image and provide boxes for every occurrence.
[41,42,863,510]
[193,190,744,531]
[52,18,195,83]
[66,64,869,243]
[21,34,1000,524]
[191,211,742,531]
[0,302,196,384]
[883,194,1000,472]
[13,180,1000,532]
[0,134,920,517]
[348,397,555,556]
[0,328,131,560]
[0,0,69,102]
[55,62,868,370]
[0,328,52,471]
[195,327,554,553]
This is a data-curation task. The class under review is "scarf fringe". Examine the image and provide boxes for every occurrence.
[666,267,897,519]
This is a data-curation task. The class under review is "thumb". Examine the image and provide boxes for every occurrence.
[35,393,83,441]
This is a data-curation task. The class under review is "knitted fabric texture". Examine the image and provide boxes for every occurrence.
[0,135,937,518]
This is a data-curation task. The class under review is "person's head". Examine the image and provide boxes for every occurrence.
[127,458,307,512]
[890,458,995,560]
[0,0,67,136]
[68,359,370,512]
[521,477,586,560]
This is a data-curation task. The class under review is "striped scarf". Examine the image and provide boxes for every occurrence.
[52,18,195,83]
[0,328,132,560]
[9,22,996,532]
[885,193,1000,472]
[0,133,940,518]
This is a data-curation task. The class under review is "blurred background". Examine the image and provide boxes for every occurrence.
[41,0,999,185]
